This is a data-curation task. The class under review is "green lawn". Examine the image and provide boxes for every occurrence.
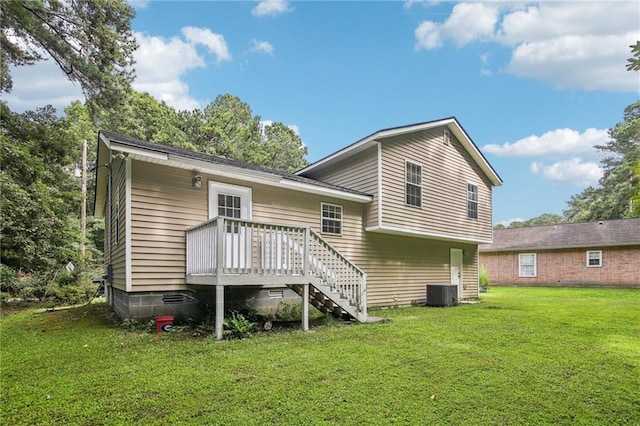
[1,287,639,425]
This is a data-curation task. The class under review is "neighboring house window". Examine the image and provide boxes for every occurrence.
[519,253,536,277]
[405,161,422,207]
[467,183,478,219]
[587,250,602,267]
[218,193,241,232]
[321,203,342,235]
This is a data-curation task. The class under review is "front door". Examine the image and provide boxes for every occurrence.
[450,248,463,300]
[208,182,252,269]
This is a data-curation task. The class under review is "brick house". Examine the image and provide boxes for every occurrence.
[479,218,640,287]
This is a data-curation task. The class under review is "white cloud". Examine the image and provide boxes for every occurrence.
[4,59,84,113]
[414,2,640,92]
[132,31,207,110]
[403,0,437,10]
[506,32,639,92]
[248,39,275,55]
[530,158,602,186]
[181,26,231,62]
[415,3,499,50]
[483,128,609,158]
[127,0,148,9]
[252,0,292,17]
[4,26,229,113]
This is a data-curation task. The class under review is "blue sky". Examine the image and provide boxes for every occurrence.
[5,1,640,225]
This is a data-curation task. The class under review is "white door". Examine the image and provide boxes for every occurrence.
[450,248,463,299]
[208,182,252,269]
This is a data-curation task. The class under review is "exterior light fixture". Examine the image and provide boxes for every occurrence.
[193,175,202,189]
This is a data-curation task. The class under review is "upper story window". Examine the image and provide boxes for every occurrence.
[443,128,450,145]
[467,183,478,219]
[519,253,536,277]
[586,250,602,267]
[405,161,422,207]
[321,203,342,235]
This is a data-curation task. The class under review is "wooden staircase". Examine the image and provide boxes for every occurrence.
[289,280,361,322]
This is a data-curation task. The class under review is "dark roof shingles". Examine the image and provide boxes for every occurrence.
[480,219,640,251]
[100,130,371,198]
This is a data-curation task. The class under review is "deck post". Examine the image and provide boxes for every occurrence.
[303,228,310,277]
[215,284,224,340]
[215,216,224,278]
[302,283,309,331]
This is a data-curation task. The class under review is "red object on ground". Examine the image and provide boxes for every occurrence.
[155,315,174,332]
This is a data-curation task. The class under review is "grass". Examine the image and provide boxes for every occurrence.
[1,287,639,425]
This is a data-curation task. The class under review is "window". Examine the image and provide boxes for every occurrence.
[467,183,478,219]
[218,193,241,232]
[519,253,536,277]
[218,194,241,219]
[587,250,602,267]
[321,203,342,235]
[405,161,422,207]
[443,128,450,145]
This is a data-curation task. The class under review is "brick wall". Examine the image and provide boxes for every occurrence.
[480,246,640,287]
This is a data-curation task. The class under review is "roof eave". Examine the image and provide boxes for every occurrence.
[297,118,503,187]
[99,132,372,204]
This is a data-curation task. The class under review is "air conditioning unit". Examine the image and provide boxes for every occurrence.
[426,284,458,307]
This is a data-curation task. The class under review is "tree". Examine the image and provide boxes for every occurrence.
[260,122,308,172]
[1,0,137,110]
[189,94,263,159]
[0,102,81,273]
[181,94,308,171]
[627,41,640,72]
[96,91,195,150]
[631,160,640,215]
[564,101,640,221]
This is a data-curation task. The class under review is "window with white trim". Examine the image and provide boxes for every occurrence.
[218,193,241,232]
[467,183,478,219]
[321,203,342,235]
[586,250,602,267]
[519,253,536,277]
[405,161,422,207]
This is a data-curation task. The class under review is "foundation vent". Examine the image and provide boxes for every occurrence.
[162,294,186,305]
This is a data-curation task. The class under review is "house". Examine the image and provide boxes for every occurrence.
[479,219,640,287]
[93,117,502,338]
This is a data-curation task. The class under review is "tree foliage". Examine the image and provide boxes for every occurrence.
[0,0,137,109]
[564,100,640,222]
[0,102,81,273]
[65,92,309,173]
[495,213,566,229]
[627,41,640,72]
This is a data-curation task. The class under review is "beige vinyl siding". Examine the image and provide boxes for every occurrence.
[130,161,207,290]
[129,159,480,302]
[358,233,479,306]
[303,145,379,228]
[380,127,493,242]
[109,158,127,291]
[129,161,366,292]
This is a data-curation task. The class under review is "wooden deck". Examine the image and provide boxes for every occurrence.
[185,217,368,339]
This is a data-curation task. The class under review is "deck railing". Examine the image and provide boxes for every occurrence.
[185,217,366,313]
